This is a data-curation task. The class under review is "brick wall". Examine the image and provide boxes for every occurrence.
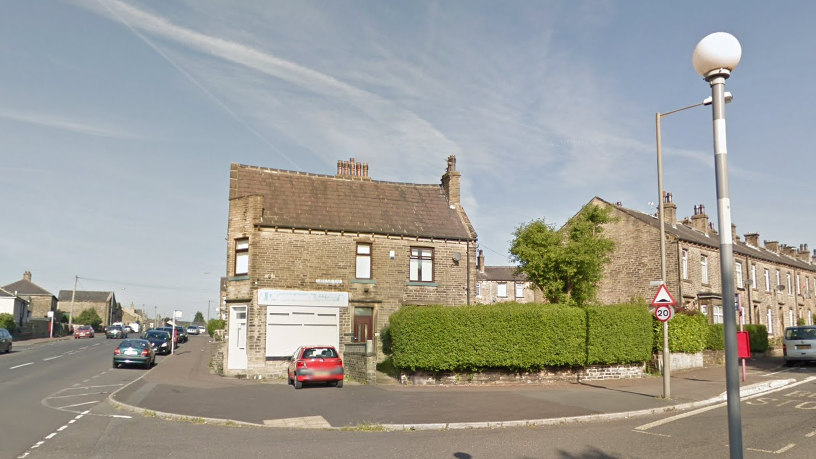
[404,364,647,385]
[344,342,377,384]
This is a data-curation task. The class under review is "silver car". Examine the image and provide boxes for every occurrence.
[783,326,816,365]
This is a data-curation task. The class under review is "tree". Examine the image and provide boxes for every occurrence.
[75,308,103,330]
[509,204,616,306]
[193,311,205,323]
[0,313,16,333]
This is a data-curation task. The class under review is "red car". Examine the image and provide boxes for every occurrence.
[74,325,95,339]
[287,345,344,389]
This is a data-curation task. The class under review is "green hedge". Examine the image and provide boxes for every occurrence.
[389,303,586,372]
[586,304,653,364]
[706,324,725,350]
[207,318,225,337]
[0,313,16,333]
[653,312,708,353]
[744,324,769,352]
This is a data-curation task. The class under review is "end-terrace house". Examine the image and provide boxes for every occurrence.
[224,156,477,377]
[3,271,58,319]
[0,287,30,327]
[587,194,816,336]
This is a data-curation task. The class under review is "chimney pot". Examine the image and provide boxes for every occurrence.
[337,160,343,176]
[363,163,368,177]
[23,271,31,281]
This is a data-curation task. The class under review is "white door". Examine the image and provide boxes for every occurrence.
[266,306,339,357]
[227,305,248,370]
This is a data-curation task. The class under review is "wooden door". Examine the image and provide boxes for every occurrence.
[353,307,373,343]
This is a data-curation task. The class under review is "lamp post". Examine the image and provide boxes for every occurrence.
[692,31,743,459]
[657,93,732,400]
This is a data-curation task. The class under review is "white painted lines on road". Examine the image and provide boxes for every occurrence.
[43,356,60,361]
[806,429,816,438]
[747,443,796,454]
[61,401,98,408]
[16,410,90,459]
[10,362,34,369]
[633,430,671,437]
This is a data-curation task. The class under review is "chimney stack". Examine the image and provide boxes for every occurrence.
[744,233,759,247]
[691,204,709,233]
[764,240,779,253]
[441,155,461,207]
[335,158,371,180]
[477,250,485,274]
[662,192,677,226]
[23,271,31,281]
[782,245,797,257]
[798,244,811,262]
[731,224,738,242]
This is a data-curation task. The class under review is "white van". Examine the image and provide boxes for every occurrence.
[129,323,141,333]
[783,326,816,365]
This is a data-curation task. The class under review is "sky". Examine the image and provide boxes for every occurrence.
[2,0,816,321]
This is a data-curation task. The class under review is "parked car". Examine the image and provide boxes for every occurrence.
[0,327,12,353]
[175,326,188,343]
[128,322,141,333]
[106,325,128,339]
[186,325,200,335]
[113,339,155,369]
[123,325,133,334]
[158,327,179,344]
[142,330,174,355]
[198,325,206,335]
[287,345,344,389]
[74,325,95,339]
[783,326,816,365]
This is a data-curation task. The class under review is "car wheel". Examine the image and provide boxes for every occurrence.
[287,374,293,385]
[294,378,302,390]
[6,344,10,353]
[112,362,118,369]
[336,379,343,388]
[144,360,151,369]
[785,360,794,367]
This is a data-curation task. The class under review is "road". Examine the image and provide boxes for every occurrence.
[0,335,168,459]
[13,354,816,459]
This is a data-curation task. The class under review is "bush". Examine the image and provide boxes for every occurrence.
[706,324,725,350]
[586,303,653,364]
[653,312,708,353]
[389,303,587,372]
[207,318,226,337]
[743,324,769,352]
[75,308,102,330]
[0,313,16,333]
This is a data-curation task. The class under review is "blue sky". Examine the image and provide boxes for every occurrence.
[2,1,815,321]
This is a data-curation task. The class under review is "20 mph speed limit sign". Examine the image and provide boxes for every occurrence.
[655,304,674,322]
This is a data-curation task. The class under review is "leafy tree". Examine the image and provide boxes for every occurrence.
[207,318,226,337]
[75,308,103,329]
[193,311,205,323]
[0,313,16,333]
[510,204,616,306]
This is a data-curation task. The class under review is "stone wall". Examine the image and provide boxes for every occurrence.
[344,342,377,384]
[403,364,647,385]
[650,352,704,372]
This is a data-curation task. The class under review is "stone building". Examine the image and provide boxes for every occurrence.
[474,250,543,304]
[587,194,816,336]
[2,271,58,319]
[57,290,122,327]
[223,156,478,377]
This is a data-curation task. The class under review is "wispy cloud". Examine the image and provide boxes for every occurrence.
[0,110,139,139]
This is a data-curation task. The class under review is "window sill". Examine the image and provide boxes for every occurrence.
[406,281,438,287]
[229,275,250,281]
[350,279,377,284]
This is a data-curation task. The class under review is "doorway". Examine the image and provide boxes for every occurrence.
[353,307,374,343]
[228,305,247,370]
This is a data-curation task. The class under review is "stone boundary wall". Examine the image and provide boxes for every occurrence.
[650,352,704,372]
[344,342,377,385]
[401,363,647,386]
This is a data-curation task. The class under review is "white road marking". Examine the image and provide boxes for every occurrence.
[49,392,109,399]
[633,430,671,437]
[57,426,67,432]
[747,443,796,454]
[43,356,60,361]
[61,401,98,408]
[110,415,132,419]
[66,384,122,390]
[10,362,34,369]
[45,433,56,440]
[806,429,816,438]
[763,368,794,377]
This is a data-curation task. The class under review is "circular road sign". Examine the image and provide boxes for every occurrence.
[655,304,674,322]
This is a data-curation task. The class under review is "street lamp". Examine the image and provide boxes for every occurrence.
[692,31,743,459]
[656,93,732,400]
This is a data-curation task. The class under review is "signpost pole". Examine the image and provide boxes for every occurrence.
[651,284,677,399]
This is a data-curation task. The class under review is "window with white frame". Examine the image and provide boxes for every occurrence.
[765,269,771,292]
[682,250,688,279]
[234,238,249,275]
[497,282,507,298]
[701,255,709,284]
[356,243,372,279]
[797,274,801,295]
[767,309,774,334]
[713,306,723,324]
[701,304,708,315]
[735,262,743,289]
[789,310,794,327]
[751,265,757,289]
[409,248,434,282]
[515,283,524,298]
[776,270,781,289]
[787,273,793,295]
[809,310,813,326]
[476,283,481,297]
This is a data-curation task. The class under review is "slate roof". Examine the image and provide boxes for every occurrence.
[3,279,53,296]
[596,197,816,273]
[478,266,527,282]
[229,163,475,240]
[0,287,16,298]
[57,290,113,302]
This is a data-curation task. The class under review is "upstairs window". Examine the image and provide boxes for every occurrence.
[515,283,524,298]
[787,273,793,295]
[764,269,770,292]
[751,265,757,289]
[776,270,781,289]
[701,255,708,284]
[735,262,743,289]
[356,243,372,279]
[409,248,433,282]
[476,283,481,297]
[234,238,249,275]
[682,250,688,279]
[497,282,507,298]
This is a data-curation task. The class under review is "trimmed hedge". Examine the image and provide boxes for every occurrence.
[389,303,586,372]
[653,312,708,353]
[706,324,725,350]
[586,304,653,364]
[744,324,769,352]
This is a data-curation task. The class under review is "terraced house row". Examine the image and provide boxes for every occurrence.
[221,156,813,378]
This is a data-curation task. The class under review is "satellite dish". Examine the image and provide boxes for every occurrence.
[452,252,462,261]
[777,285,786,292]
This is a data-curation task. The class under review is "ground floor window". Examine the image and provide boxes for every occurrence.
[713,306,723,324]
[767,309,773,334]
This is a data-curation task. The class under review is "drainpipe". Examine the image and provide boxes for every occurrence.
[675,241,683,307]
[466,241,471,305]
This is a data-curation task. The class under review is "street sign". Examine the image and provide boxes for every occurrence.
[650,284,676,306]
[655,304,674,322]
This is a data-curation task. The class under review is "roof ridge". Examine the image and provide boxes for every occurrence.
[233,163,440,188]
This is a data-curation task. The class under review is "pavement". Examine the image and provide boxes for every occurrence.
[99,336,807,430]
